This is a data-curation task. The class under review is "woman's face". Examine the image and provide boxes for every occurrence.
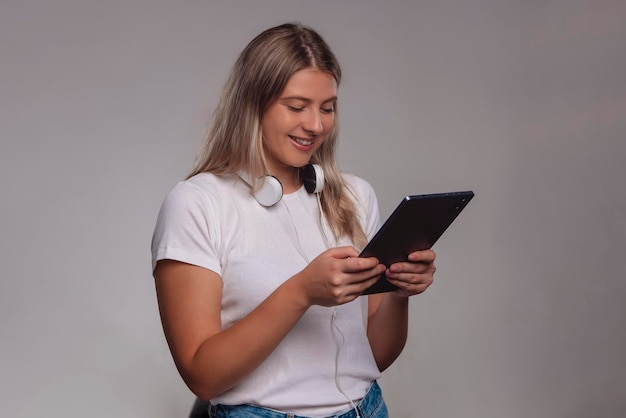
[261,68,337,181]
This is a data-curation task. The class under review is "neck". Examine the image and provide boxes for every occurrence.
[270,166,301,194]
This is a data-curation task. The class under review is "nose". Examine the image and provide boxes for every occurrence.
[302,110,324,134]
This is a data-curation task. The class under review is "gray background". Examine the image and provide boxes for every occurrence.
[1,0,625,417]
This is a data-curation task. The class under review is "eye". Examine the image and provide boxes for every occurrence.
[320,106,335,114]
[287,105,304,113]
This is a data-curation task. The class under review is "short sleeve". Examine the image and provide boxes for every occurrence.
[151,181,222,275]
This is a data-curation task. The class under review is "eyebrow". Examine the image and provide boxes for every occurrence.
[280,95,337,104]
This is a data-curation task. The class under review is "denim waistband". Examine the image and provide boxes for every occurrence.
[208,380,388,418]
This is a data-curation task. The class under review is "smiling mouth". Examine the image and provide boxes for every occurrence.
[289,136,314,147]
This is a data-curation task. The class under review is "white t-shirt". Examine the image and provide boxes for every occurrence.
[151,172,382,416]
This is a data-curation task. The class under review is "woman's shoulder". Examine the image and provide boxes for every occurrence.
[182,171,234,190]
[168,172,236,198]
[341,172,376,199]
[160,172,239,213]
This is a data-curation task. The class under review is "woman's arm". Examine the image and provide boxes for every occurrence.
[154,247,385,400]
[155,260,307,400]
[367,249,436,371]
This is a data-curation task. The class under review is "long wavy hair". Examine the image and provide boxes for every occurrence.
[188,23,367,247]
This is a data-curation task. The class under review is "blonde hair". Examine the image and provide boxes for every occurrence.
[189,23,367,247]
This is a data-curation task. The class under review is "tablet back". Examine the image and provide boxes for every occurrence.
[361,191,474,294]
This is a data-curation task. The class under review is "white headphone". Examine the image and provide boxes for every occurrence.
[239,164,324,207]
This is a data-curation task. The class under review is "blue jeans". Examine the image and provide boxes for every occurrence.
[207,381,388,418]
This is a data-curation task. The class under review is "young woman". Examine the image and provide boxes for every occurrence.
[152,23,436,418]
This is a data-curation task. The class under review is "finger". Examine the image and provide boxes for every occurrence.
[337,267,386,292]
[325,246,361,259]
[325,272,381,304]
[387,270,433,284]
[343,274,382,300]
[388,260,436,275]
[343,256,384,274]
[387,275,433,295]
[407,249,436,263]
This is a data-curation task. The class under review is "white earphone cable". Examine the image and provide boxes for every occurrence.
[283,193,360,417]
[281,200,310,263]
[331,308,361,417]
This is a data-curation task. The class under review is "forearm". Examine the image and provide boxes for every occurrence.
[367,293,409,371]
[175,277,309,399]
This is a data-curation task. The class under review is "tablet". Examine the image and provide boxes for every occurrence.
[361,191,474,295]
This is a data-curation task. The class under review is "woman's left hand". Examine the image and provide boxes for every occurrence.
[385,249,436,297]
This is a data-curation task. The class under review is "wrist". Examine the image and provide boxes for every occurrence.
[387,291,410,303]
[282,273,312,312]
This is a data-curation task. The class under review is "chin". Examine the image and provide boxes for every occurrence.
[289,157,313,168]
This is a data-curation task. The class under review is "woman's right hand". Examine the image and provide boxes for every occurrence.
[294,246,386,307]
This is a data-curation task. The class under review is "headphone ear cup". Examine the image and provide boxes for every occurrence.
[239,171,283,206]
[254,175,283,206]
[303,164,324,194]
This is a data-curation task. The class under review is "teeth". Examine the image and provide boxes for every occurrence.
[291,136,313,146]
